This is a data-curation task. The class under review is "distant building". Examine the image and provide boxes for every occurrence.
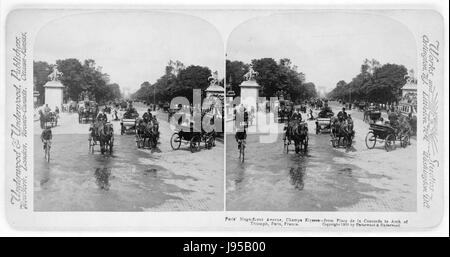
[398,78,417,119]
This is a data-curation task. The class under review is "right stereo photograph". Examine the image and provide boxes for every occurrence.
[225,12,417,212]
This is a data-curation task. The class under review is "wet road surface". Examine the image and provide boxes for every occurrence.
[34,107,223,211]
[226,101,416,211]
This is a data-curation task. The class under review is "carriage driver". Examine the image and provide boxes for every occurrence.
[142,109,153,123]
[337,107,348,122]
[40,125,53,150]
[290,109,302,122]
[96,108,108,122]
[44,104,51,114]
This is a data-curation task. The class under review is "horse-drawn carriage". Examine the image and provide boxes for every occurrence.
[276,100,293,123]
[284,120,309,153]
[39,110,59,128]
[330,117,355,148]
[89,121,114,154]
[170,124,203,153]
[364,106,382,124]
[78,101,98,123]
[315,110,334,134]
[136,118,160,149]
[120,116,138,135]
[356,101,367,111]
[365,123,410,152]
[170,121,216,153]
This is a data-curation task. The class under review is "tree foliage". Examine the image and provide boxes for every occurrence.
[327,59,408,103]
[225,60,249,96]
[131,61,212,103]
[53,58,121,103]
[33,61,52,103]
[226,58,317,102]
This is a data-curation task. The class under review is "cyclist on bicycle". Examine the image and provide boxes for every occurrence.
[235,105,248,150]
[40,125,53,150]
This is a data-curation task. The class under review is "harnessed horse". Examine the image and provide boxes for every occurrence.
[90,121,114,154]
[285,120,308,153]
[331,117,354,148]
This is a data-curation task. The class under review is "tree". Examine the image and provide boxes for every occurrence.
[131,61,214,104]
[33,61,52,103]
[328,60,408,104]
[176,65,211,101]
[55,58,121,103]
[251,58,281,97]
[225,60,248,96]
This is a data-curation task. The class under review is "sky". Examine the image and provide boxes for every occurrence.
[226,12,417,94]
[34,12,224,94]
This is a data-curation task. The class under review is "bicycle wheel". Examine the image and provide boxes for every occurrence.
[384,134,396,152]
[190,135,201,153]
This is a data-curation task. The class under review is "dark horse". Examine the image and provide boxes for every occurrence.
[90,122,114,154]
[331,117,354,148]
[285,121,308,153]
[136,120,159,149]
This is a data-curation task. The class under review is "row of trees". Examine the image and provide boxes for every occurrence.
[34,59,122,104]
[226,58,317,102]
[131,60,221,103]
[327,58,410,104]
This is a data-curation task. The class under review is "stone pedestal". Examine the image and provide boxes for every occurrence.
[239,80,260,111]
[44,80,65,110]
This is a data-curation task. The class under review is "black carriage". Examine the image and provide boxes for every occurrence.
[43,111,58,127]
[364,106,382,124]
[365,123,410,152]
[120,116,139,135]
[170,125,203,153]
[315,109,334,134]
[78,101,98,123]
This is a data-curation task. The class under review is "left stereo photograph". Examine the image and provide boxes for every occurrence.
[21,11,226,211]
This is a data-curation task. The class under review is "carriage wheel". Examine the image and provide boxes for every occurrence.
[331,137,337,148]
[109,140,114,154]
[146,137,153,149]
[90,140,95,154]
[136,135,141,148]
[204,136,210,149]
[384,134,396,152]
[190,135,201,153]
[401,135,410,148]
[343,137,350,148]
[88,139,92,153]
[365,132,377,149]
[170,133,181,150]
